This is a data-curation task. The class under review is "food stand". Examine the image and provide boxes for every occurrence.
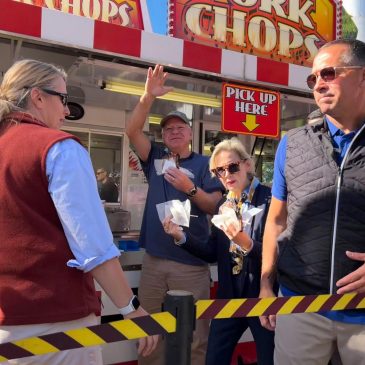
[0,0,341,363]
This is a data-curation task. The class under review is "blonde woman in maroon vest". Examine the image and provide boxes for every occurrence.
[0,59,157,364]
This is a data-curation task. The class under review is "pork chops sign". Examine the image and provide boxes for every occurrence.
[13,0,144,28]
[222,83,280,138]
[169,0,338,66]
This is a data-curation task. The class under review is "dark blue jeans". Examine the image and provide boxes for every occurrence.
[205,317,274,365]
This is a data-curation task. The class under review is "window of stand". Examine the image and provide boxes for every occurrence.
[62,129,122,203]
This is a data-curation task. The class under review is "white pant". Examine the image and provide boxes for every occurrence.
[0,314,102,365]
[275,312,365,365]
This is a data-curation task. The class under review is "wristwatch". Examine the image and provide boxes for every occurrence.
[118,295,140,316]
[186,184,198,197]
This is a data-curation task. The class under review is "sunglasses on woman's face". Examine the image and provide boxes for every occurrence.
[211,160,242,178]
[41,88,69,106]
[24,86,69,106]
[306,66,363,90]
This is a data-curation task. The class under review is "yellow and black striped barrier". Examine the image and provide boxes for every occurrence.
[0,312,176,362]
[1,293,365,362]
[196,293,365,319]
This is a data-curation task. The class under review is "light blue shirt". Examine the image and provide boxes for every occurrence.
[46,139,120,273]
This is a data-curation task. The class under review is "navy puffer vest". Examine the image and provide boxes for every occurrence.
[277,115,365,295]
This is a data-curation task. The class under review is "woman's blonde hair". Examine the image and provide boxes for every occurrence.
[0,59,67,120]
[210,137,253,177]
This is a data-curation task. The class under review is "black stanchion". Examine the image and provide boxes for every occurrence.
[163,290,195,365]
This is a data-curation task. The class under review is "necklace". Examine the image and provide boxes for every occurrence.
[226,191,247,221]
[226,178,256,220]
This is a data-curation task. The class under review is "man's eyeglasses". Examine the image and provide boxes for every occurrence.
[306,66,364,90]
[211,160,242,178]
[41,88,69,106]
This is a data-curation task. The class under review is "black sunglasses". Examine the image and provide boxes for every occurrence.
[211,160,242,178]
[306,66,363,90]
[41,88,69,106]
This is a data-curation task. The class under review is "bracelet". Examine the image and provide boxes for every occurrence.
[240,239,254,256]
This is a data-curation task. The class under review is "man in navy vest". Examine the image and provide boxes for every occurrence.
[260,39,365,364]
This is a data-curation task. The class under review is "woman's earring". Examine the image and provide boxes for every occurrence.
[246,172,254,181]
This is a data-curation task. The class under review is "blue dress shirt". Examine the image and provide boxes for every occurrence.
[46,139,120,273]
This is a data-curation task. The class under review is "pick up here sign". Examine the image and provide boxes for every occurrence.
[222,83,280,138]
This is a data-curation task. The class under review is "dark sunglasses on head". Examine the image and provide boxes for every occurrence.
[41,88,69,106]
[211,160,242,178]
[306,66,364,90]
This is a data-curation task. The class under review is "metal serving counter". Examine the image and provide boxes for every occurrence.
[113,230,144,271]
[104,204,131,233]
[118,249,144,271]
[103,203,144,271]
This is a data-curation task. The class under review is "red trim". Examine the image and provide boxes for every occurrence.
[257,58,289,86]
[336,0,342,39]
[183,41,221,73]
[94,21,141,58]
[232,341,257,364]
[134,0,144,31]
[0,0,41,37]
[210,281,219,299]
[110,361,137,365]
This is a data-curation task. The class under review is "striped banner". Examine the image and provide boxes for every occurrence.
[196,293,365,319]
[1,293,364,361]
[0,0,312,92]
[0,313,175,362]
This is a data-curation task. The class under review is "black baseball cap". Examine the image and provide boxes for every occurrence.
[160,111,191,128]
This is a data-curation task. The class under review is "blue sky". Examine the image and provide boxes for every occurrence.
[146,0,168,34]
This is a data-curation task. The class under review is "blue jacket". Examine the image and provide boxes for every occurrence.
[183,183,271,299]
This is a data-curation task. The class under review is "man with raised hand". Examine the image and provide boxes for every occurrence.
[126,64,222,365]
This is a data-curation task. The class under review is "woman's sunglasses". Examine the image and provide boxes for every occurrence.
[41,88,69,106]
[211,160,242,178]
[306,66,363,90]
[24,86,69,106]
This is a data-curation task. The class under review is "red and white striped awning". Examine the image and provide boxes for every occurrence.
[0,0,311,92]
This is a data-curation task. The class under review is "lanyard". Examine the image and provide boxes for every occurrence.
[226,178,257,218]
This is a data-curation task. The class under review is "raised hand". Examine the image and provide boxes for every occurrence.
[145,64,174,98]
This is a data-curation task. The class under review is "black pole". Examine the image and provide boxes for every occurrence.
[163,290,195,365]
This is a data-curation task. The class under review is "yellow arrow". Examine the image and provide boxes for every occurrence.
[242,114,260,132]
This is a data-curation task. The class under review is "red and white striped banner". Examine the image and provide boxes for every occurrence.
[0,0,313,92]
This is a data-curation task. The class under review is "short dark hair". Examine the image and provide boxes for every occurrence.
[319,39,365,66]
